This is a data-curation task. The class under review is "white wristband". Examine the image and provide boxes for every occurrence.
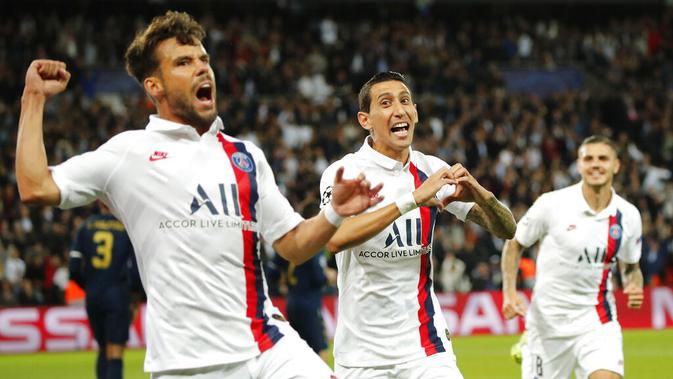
[323,203,344,227]
[395,192,418,215]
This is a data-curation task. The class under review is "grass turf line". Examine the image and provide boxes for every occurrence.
[1,329,671,379]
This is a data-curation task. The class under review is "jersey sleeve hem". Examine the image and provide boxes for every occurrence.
[50,166,81,209]
[446,201,475,221]
[262,212,304,245]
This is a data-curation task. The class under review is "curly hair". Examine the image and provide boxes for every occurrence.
[124,10,205,84]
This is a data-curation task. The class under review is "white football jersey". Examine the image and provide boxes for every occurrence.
[51,116,303,372]
[515,182,642,337]
[320,138,474,368]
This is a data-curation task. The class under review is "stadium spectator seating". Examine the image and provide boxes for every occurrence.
[1,1,671,306]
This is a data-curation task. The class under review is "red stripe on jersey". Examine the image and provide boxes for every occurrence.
[596,211,622,324]
[410,164,431,247]
[410,163,444,356]
[218,133,279,352]
[416,253,438,355]
[595,268,611,323]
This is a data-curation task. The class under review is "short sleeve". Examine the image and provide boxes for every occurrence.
[319,163,339,210]
[444,200,474,222]
[254,146,304,244]
[619,206,643,264]
[514,194,550,247]
[50,136,127,209]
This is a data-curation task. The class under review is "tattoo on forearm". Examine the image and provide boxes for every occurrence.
[475,196,516,239]
[467,208,487,228]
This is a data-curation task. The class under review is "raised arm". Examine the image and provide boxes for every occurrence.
[273,167,383,265]
[16,60,71,205]
[442,163,516,239]
[501,239,527,319]
[325,167,455,253]
[620,261,644,309]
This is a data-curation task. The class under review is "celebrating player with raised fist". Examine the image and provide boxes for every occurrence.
[16,10,382,379]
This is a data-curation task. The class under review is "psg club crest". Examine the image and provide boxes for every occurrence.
[609,224,623,240]
[232,152,254,173]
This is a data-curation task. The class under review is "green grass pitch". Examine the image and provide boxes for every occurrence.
[1,329,671,378]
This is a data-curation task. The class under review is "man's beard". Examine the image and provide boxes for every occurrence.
[167,91,217,130]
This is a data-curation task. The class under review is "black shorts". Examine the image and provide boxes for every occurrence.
[85,287,131,346]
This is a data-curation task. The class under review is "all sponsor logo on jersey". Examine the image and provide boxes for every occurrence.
[156,183,257,231]
[158,218,257,231]
[190,183,241,216]
[577,246,615,266]
[232,152,254,172]
[358,247,430,259]
[358,218,431,259]
[385,219,422,248]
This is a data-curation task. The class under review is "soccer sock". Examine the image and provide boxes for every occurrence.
[96,352,107,379]
[106,358,122,379]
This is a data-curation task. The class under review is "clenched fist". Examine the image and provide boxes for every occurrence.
[23,59,71,98]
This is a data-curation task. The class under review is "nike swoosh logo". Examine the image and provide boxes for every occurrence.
[149,156,168,162]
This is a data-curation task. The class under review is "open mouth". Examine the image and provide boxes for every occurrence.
[196,82,213,104]
[391,122,410,136]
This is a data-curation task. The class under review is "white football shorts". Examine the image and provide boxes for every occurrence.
[521,321,624,379]
[335,349,463,379]
[151,320,334,379]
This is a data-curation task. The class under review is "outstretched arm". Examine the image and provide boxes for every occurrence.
[16,60,71,205]
[326,167,455,253]
[273,167,383,265]
[620,261,644,309]
[442,163,516,239]
[501,239,527,319]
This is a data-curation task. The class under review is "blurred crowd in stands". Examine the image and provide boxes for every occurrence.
[1,2,672,307]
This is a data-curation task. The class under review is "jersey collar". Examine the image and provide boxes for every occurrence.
[576,181,618,219]
[357,136,411,171]
[146,115,223,140]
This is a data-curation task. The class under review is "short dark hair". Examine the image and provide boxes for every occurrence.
[579,135,620,157]
[124,11,206,84]
[358,71,410,112]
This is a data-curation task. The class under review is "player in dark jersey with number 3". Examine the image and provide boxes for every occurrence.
[69,204,140,379]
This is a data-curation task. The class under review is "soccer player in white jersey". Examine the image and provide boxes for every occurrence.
[320,71,517,379]
[501,135,644,379]
[15,11,383,379]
